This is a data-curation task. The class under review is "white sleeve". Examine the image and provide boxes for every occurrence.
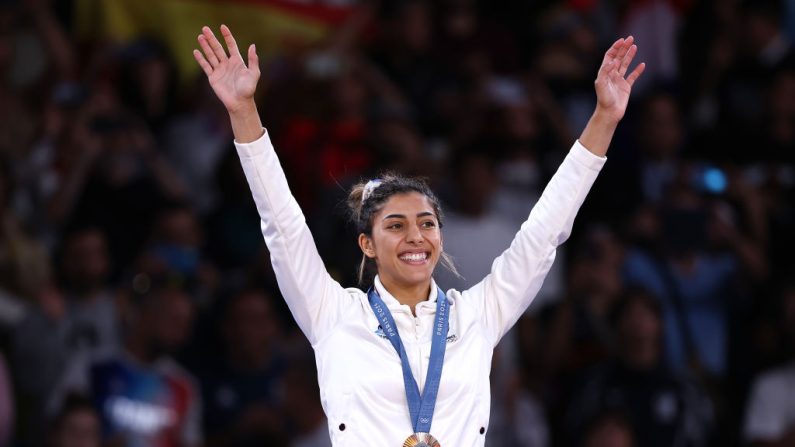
[743,372,789,441]
[462,140,606,344]
[235,130,354,346]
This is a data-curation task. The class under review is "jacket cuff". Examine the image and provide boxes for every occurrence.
[571,140,607,171]
[234,128,270,158]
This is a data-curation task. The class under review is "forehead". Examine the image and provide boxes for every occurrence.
[376,192,435,218]
[622,298,660,321]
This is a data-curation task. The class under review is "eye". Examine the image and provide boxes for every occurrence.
[387,222,403,230]
[421,220,437,229]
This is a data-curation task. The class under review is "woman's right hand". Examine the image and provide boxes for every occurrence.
[193,25,260,114]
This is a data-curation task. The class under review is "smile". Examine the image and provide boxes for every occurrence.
[398,252,429,264]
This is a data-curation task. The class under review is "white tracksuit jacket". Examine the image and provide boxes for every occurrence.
[235,130,606,446]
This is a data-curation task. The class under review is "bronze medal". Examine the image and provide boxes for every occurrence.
[402,433,440,447]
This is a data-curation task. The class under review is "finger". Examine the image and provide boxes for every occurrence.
[626,62,646,87]
[614,36,633,65]
[220,24,241,59]
[202,26,228,62]
[602,37,623,64]
[198,35,219,67]
[619,44,637,77]
[247,43,260,74]
[597,58,616,79]
[193,49,213,76]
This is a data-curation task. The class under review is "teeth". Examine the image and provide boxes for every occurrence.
[400,253,427,262]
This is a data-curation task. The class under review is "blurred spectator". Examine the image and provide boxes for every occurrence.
[284,359,332,447]
[717,0,795,162]
[743,283,795,446]
[164,80,233,214]
[204,149,266,271]
[48,271,201,447]
[21,0,77,82]
[12,81,86,244]
[200,288,289,447]
[0,158,50,303]
[533,6,604,134]
[633,92,684,204]
[0,0,38,161]
[759,69,795,162]
[139,204,218,307]
[117,40,179,137]
[46,394,100,447]
[619,0,684,93]
[483,76,574,224]
[276,60,378,211]
[623,174,767,377]
[546,226,624,377]
[0,352,12,447]
[566,287,714,447]
[487,314,550,447]
[370,0,445,134]
[587,90,685,224]
[582,410,636,447]
[482,78,546,222]
[11,227,118,444]
[62,106,187,271]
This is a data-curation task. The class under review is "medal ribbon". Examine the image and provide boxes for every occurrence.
[367,286,450,434]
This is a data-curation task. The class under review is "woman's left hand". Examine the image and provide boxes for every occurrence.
[594,36,645,123]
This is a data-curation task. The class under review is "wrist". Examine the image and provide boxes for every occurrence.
[228,100,265,143]
[591,107,622,127]
[228,99,258,117]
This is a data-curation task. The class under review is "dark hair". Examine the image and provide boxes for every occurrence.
[129,270,192,308]
[582,409,636,446]
[347,173,458,285]
[609,286,662,330]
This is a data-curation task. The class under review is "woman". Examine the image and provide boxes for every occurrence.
[193,25,644,446]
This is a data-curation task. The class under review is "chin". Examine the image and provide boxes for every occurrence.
[397,267,434,286]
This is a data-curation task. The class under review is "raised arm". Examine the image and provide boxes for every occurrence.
[463,37,645,344]
[193,26,352,345]
[193,25,264,143]
[579,36,645,155]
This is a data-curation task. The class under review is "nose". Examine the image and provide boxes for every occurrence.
[406,223,424,244]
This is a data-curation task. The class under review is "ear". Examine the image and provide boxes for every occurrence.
[358,233,376,258]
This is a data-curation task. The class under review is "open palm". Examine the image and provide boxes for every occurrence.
[193,25,260,113]
[594,36,645,122]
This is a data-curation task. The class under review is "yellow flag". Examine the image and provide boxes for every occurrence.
[75,0,354,83]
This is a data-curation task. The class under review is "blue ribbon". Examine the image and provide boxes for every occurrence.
[367,286,450,434]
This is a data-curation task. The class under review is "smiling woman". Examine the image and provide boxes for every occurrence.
[193,24,644,446]
[347,174,458,311]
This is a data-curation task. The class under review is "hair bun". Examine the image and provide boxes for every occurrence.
[361,179,383,204]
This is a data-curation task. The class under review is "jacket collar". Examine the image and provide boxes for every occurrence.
[373,275,439,313]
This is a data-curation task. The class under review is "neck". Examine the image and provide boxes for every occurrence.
[228,349,271,373]
[125,335,158,365]
[379,276,431,316]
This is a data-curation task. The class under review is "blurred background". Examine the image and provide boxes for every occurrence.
[0,0,794,446]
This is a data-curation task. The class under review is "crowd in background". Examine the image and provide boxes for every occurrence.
[0,0,794,446]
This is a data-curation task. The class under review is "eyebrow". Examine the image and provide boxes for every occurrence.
[382,212,435,220]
